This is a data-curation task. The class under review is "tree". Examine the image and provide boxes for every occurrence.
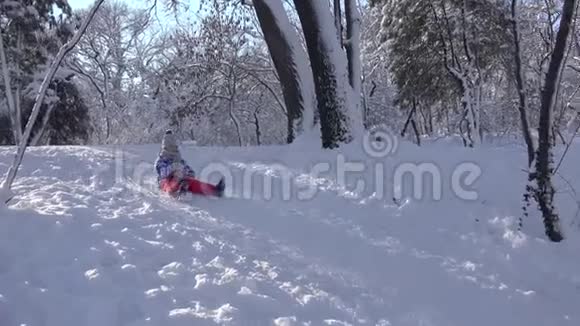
[292,0,361,148]
[68,1,152,143]
[528,0,578,242]
[359,3,398,130]
[149,2,289,146]
[378,0,512,146]
[29,77,91,145]
[510,0,535,167]
[0,0,73,144]
[252,0,315,143]
[1,0,105,204]
[200,0,363,148]
[345,0,362,101]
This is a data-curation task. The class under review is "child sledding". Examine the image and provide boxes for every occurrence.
[154,130,225,198]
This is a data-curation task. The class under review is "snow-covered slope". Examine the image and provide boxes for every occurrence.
[1,137,579,326]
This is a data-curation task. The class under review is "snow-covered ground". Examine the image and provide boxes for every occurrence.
[1,135,580,326]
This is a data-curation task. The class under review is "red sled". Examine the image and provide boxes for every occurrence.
[160,176,225,198]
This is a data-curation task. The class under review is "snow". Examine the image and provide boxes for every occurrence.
[1,137,580,325]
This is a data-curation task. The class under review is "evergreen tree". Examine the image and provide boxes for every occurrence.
[0,0,91,145]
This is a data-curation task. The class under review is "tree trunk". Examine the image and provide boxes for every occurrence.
[0,29,19,144]
[345,0,363,130]
[252,0,315,143]
[229,78,243,147]
[532,0,577,242]
[254,110,262,146]
[229,105,243,146]
[333,0,342,45]
[345,0,362,97]
[401,102,417,138]
[411,119,421,146]
[511,0,535,167]
[454,80,476,147]
[427,106,435,135]
[293,0,358,148]
[30,103,56,146]
[15,83,22,141]
[14,29,23,142]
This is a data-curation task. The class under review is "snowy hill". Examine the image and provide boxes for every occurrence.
[1,138,580,326]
